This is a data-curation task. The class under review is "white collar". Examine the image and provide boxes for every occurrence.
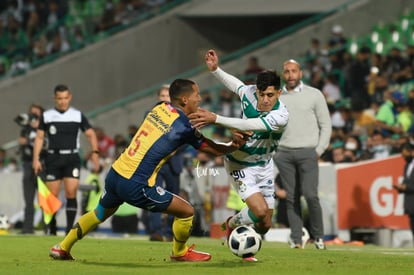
[282,81,304,94]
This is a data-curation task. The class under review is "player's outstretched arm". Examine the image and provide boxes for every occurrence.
[190,107,288,132]
[205,49,244,95]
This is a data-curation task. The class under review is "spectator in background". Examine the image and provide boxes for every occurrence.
[327,24,347,69]
[96,1,117,33]
[331,144,345,163]
[1,15,29,56]
[94,127,116,162]
[393,142,414,240]
[305,38,323,64]
[396,97,413,134]
[385,47,406,84]
[347,46,371,107]
[46,30,70,55]
[350,98,376,135]
[17,104,44,234]
[322,73,342,104]
[45,0,67,29]
[31,36,48,62]
[244,56,264,83]
[369,130,391,159]
[344,134,362,161]
[375,90,405,137]
[328,25,347,55]
[24,7,41,46]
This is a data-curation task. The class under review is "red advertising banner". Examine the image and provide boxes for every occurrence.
[337,155,410,230]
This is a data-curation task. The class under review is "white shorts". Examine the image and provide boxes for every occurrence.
[225,159,275,209]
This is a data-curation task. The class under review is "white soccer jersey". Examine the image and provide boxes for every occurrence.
[227,85,288,166]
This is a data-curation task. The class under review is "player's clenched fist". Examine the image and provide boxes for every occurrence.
[205,49,219,71]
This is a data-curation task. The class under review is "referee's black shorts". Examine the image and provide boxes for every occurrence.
[45,153,81,181]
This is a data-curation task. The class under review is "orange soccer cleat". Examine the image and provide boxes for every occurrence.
[170,244,211,262]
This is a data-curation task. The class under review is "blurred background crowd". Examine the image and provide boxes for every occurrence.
[0,0,170,78]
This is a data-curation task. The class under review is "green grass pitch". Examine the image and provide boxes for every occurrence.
[1,233,413,275]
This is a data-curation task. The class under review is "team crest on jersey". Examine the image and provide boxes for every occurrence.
[72,168,80,178]
[239,181,247,193]
[49,125,57,135]
[156,186,166,195]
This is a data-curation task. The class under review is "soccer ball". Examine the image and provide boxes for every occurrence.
[0,214,10,230]
[228,225,262,258]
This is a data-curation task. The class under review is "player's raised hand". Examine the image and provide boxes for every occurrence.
[189,108,217,129]
[205,49,219,71]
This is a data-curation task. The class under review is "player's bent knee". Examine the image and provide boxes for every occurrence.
[180,205,194,218]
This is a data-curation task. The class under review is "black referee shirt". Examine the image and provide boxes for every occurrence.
[39,107,92,150]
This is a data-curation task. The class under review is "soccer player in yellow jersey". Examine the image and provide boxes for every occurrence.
[49,79,247,261]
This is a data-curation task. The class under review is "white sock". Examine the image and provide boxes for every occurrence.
[229,207,254,228]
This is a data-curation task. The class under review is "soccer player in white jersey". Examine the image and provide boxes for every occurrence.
[190,49,289,261]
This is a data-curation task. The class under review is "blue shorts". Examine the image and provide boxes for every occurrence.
[99,168,173,212]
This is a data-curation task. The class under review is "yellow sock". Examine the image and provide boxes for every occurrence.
[172,215,193,256]
[60,211,100,252]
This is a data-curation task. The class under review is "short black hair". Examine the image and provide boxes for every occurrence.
[169,79,196,101]
[256,70,280,91]
[54,84,69,94]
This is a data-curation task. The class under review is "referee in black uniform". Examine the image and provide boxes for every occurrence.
[33,84,100,235]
